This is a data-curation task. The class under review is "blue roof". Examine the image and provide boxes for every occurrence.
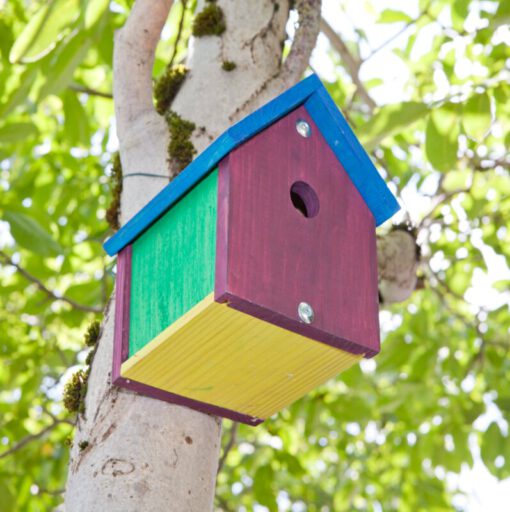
[104,74,399,256]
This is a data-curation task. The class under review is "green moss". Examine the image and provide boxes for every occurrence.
[78,440,89,451]
[84,349,95,366]
[105,152,122,231]
[166,111,196,172]
[154,65,188,116]
[192,4,226,37]
[63,369,89,415]
[63,321,101,415]
[222,60,237,72]
[84,320,100,347]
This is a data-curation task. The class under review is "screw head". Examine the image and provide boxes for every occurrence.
[296,120,311,138]
[298,302,314,324]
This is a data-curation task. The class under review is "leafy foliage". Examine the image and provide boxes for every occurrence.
[0,0,509,511]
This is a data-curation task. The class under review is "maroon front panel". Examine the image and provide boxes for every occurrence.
[215,106,380,356]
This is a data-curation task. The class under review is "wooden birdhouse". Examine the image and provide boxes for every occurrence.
[104,74,400,426]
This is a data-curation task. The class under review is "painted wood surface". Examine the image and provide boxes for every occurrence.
[103,74,322,256]
[112,244,132,381]
[215,106,381,357]
[112,245,261,425]
[104,74,399,256]
[128,170,218,356]
[121,293,362,420]
[305,88,400,226]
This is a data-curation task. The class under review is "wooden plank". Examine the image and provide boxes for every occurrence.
[113,375,264,426]
[112,244,132,381]
[110,247,261,425]
[215,105,381,357]
[103,74,322,256]
[304,87,400,226]
[128,169,218,356]
[121,294,362,420]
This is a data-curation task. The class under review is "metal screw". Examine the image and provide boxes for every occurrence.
[296,120,311,138]
[298,302,314,324]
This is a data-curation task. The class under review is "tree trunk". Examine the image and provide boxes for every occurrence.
[64,1,320,510]
[63,1,418,509]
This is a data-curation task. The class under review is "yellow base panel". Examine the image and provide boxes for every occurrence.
[121,293,362,419]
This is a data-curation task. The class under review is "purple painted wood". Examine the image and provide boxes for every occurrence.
[114,376,263,425]
[215,155,230,302]
[215,105,380,357]
[112,241,263,425]
[112,245,132,381]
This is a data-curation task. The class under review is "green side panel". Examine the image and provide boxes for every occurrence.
[129,169,218,356]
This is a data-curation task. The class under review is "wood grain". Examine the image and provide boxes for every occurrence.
[112,246,261,425]
[305,88,400,226]
[121,293,362,420]
[103,74,322,256]
[128,170,218,356]
[104,73,399,256]
[216,105,381,357]
[112,244,132,381]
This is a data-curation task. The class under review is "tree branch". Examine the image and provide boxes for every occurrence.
[320,17,376,112]
[0,419,65,460]
[236,0,322,117]
[113,0,174,221]
[217,421,238,474]
[280,0,322,88]
[0,250,102,313]
[168,0,187,68]
[69,83,113,99]
[418,175,474,229]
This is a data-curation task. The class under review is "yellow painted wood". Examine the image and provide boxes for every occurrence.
[121,294,363,419]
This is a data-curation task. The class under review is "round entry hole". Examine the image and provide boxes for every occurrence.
[290,181,319,218]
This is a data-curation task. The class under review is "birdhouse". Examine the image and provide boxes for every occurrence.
[104,74,399,426]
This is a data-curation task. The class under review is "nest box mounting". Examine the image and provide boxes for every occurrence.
[104,74,400,426]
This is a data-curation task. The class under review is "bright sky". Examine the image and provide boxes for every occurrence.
[311,1,510,510]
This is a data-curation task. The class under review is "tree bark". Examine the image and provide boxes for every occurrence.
[64,1,320,510]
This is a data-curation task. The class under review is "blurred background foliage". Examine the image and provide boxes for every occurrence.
[0,0,509,510]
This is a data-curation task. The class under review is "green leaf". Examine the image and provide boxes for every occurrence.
[495,0,510,26]
[0,480,16,512]
[481,422,506,476]
[451,0,470,31]
[493,280,510,292]
[442,170,470,192]
[253,465,276,510]
[64,282,102,306]
[0,122,38,143]
[63,90,90,146]
[3,211,62,257]
[378,9,413,24]
[462,92,491,140]
[38,31,92,100]
[84,0,110,29]
[358,102,428,150]
[0,66,39,117]
[425,109,459,171]
[9,0,80,64]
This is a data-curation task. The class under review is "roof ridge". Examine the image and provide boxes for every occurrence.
[104,74,398,256]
